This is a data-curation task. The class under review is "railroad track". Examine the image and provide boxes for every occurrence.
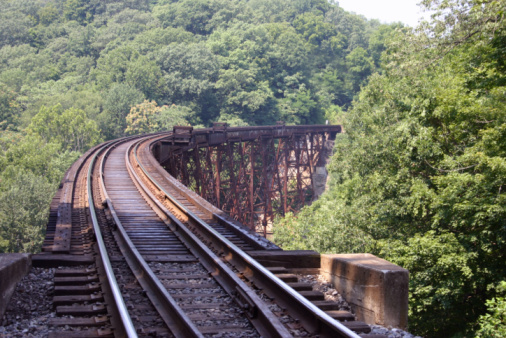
[34,132,378,337]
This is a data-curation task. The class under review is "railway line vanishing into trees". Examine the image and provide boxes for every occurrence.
[32,124,381,337]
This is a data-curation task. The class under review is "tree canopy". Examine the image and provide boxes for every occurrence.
[0,0,390,254]
[0,0,391,135]
[274,0,505,336]
[3,1,503,336]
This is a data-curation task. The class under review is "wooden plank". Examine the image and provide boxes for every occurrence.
[48,328,113,338]
[32,254,95,268]
[144,255,198,263]
[53,293,104,305]
[273,273,298,283]
[54,268,96,277]
[54,284,101,296]
[56,304,107,316]
[298,290,325,301]
[286,282,313,291]
[341,321,371,333]
[247,250,320,268]
[325,310,355,321]
[49,316,108,326]
[54,275,99,285]
[311,300,341,311]
[163,283,217,289]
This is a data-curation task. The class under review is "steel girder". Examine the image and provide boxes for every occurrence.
[158,124,340,234]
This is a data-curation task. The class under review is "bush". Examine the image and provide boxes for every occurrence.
[477,281,506,338]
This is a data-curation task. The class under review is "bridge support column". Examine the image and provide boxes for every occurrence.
[320,253,409,330]
[0,254,31,324]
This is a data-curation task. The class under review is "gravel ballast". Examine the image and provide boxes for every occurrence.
[2,268,422,338]
[0,268,55,337]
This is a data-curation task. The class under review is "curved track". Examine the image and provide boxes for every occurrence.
[34,130,376,338]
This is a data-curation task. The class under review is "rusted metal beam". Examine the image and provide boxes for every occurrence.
[156,124,340,234]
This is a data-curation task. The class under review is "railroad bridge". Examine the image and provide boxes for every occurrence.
[153,123,340,235]
[2,124,408,338]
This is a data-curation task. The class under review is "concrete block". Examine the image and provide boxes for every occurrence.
[0,253,32,324]
[320,253,408,329]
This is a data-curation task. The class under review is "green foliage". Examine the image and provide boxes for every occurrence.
[278,84,323,124]
[156,42,219,103]
[0,0,395,253]
[125,100,192,135]
[0,0,389,134]
[28,104,102,152]
[273,190,373,253]
[0,132,80,253]
[477,281,506,337]
[0,167,54,253]
[38,4,59,26]
[293,12,335,47]
[345,47,374,93]
[377,232,477,336]
[64,0,101,24]
[98,83,145,139]
[274,0,506,336]
[153,0,244,35]
[155,104,195,131]
[0,133,77,185]
[0,84,20,130]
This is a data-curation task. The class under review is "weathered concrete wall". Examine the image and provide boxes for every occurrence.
[320,253,408,329]
[0,254,32,324]
[312,139,335,201]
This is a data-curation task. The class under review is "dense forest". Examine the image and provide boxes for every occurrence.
[0,0,392,252]
[274,0,506,336]
[0,0,504,336]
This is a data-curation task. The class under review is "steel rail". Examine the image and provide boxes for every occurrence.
[136,137,360,338]
[99,134,203,338]
[87,139,138,338]
[129,138,292,338]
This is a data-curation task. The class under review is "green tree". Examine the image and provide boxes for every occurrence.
[0,8,32,48]
[274,0,506,336]
[93,46,140,89]
[125,56,163,100]
[278,84,323,124]
[378,232,477,336]
[476,281,506,337]
[0,168,54,253]
[125,100,163,135]
[63,0,102,24]
[344,47,374,93]
[157,42,219,104]
[28,104,102,152]
[0,131,80,253]
[0,133,78,185]
[0,84,20,130]
[98,83,145,139]
[293,12,335,48]
[153,0,243,35]
[155,104,194,132]
[125,100,193,135]
[38,4,60,26]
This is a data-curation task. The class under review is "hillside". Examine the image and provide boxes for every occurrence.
[0,0,393,251]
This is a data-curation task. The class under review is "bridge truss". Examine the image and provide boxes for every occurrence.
[153,123,341,235]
